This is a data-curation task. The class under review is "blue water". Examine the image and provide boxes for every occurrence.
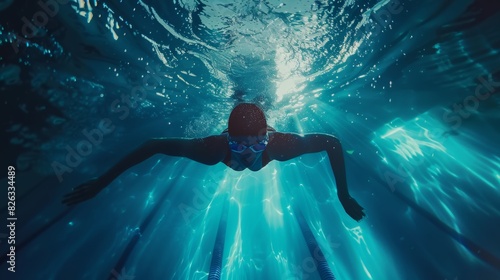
[1,0,500,279]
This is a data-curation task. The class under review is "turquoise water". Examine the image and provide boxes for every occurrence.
[1,0,500,279]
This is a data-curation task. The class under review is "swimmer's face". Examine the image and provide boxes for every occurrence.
[228,134,268,157]
[229,135,266,167]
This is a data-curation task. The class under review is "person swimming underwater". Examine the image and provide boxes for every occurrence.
[62,103,365,221]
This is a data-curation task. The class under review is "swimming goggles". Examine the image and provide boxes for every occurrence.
[228,135,268,153]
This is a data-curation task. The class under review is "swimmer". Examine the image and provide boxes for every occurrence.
[62,103,365,221]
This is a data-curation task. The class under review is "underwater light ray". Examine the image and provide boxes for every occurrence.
[269,166,304,276]
[262,170,285,228]
[108,159,221,279]
[174,163,232,278]
[360,258,373,279]
[225,196,243,276]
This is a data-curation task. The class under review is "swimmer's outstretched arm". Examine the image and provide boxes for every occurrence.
[62,136,227,206]
[99,136,227,185]
[267,132,365,221]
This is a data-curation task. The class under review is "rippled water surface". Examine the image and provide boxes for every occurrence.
[1,0,500,279]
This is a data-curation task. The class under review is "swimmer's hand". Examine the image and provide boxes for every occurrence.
[339,195,365,222]
[62,178,105,206]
